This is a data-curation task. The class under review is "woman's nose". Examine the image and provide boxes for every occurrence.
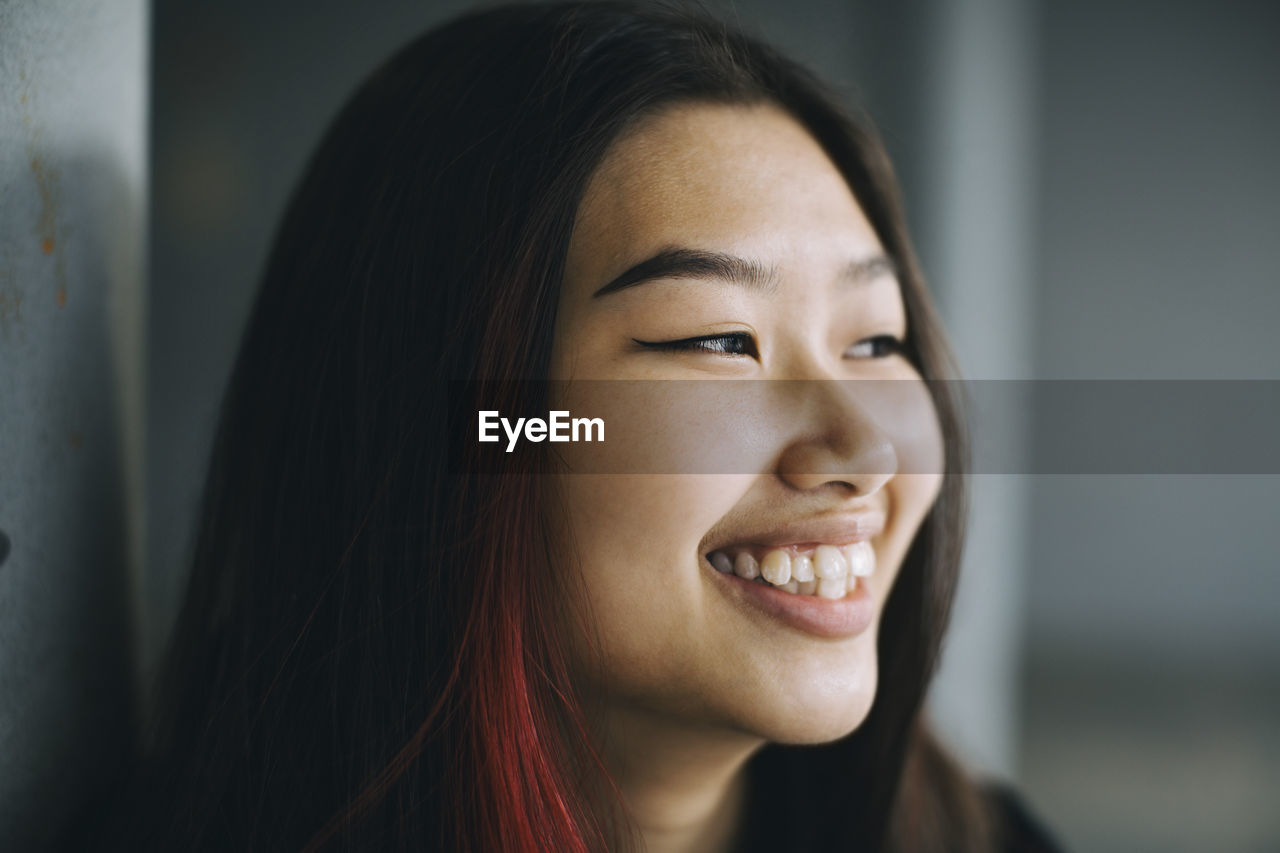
[774,378,898,495]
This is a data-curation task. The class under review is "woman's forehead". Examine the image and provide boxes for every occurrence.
[563,101,884,302]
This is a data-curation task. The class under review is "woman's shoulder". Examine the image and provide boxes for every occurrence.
[985,783,1068,853]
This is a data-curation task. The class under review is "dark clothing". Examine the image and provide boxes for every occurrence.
[989,785,1066,853]
[734,751,1066,853]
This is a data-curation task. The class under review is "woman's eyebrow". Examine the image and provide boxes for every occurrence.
[591,246,896,297]
[843,254,898,283]
[592,246,779,297]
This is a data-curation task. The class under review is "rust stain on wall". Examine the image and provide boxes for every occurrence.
[21,73,68,307]
[28,152,65,304]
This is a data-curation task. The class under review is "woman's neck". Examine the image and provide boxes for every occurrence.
[597,704,763,853]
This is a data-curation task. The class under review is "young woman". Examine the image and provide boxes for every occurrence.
[91,2,1063,851]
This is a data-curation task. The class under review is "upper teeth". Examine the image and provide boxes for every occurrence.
[734,552,760,580]
[708,542,875,599]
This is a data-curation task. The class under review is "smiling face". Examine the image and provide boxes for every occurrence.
[547,102,943,745]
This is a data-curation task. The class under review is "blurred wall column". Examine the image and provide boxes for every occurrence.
[0,0,147,848]
[915,0,1038,779]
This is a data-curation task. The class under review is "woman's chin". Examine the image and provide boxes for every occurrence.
[763,698,876,745]
[733,667,879,746]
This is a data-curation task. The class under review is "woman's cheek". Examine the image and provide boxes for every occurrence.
[848,375,943,593]
[552,379,781,476]
[555,473,754,677]
[559,473,753,575]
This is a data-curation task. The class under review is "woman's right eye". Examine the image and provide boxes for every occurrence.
[633,332,759,357]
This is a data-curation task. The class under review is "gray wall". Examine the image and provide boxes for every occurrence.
[1019,2,1280,849]
[1028,0,1280,663]
[0,0,147,848]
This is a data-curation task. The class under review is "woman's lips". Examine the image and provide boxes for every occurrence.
[702,510,886,555]
[700,510,886,637]
[707,559,877,639]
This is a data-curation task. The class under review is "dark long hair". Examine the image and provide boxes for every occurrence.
[100,2,985,850]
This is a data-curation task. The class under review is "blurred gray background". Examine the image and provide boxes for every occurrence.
[2,0,1277,850]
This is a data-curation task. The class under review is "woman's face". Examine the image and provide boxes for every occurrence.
[548,102,943,744]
